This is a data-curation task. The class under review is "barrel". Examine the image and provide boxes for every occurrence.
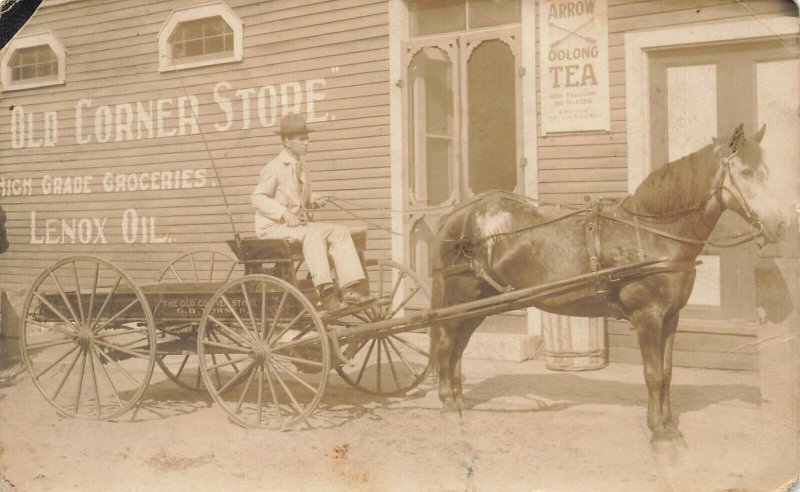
[541,314,608,371]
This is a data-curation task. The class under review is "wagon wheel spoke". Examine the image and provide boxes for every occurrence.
[240,284,259,337]
[50,348,82,402]
[48,272,83,329]
[356,339,378,386]
[217,361,255,395]
[93,299,142,334]
[90,277,122,332]
[381,338,401,391]
[34,344,80,379]
[235,363,258,414]
[263,364,284,429]
[267,361,304,415]
[269,310,307,345]
[201,339,250,354]
[93,339,150,360]
[390,334,429,357]
[207,315,252,348]
[387,285,423,319]
[86,262,100,330]
[32,293,78,332]
[271,353,325,369]
[24,319,75,339]
[95,341,141,386]
[90,347,123,408]
[71,262,87,325]
[386,335,420,379]
[26,336,75,352]
[220,294,257,343]
[87,344,102,416]
[209,330,242,374]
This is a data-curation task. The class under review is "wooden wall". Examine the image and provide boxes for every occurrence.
[0,0,391,298]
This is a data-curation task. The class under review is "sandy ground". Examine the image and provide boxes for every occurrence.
[0,339,798,492]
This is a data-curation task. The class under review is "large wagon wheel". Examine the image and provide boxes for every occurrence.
[19,256,157,420]
[333,259,433,396]
[154,250,242,391]
[197,275,330,430]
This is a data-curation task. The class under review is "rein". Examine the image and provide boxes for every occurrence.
[323,152,766,249]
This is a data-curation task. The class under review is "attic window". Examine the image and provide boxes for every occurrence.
[1,32,66,92]
[159,2,243,72]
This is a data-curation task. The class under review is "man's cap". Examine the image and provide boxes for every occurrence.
[276,113,313,136]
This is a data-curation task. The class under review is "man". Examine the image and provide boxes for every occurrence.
[252,113,370,311]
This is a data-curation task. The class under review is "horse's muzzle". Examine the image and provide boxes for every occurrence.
[0,239,8,253]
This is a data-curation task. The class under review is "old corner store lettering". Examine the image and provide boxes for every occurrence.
[9,79,329,148]
[4,78,330,245]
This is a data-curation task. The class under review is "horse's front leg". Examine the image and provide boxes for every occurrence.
[631,309,669,441]
[661,313,682,439]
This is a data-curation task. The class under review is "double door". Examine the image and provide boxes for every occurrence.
[401,27,523,279]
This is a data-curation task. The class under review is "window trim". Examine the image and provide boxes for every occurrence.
[158,1,243,72]
[0,32,66,92]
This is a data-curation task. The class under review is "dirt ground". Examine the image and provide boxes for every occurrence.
[0,338,797,492]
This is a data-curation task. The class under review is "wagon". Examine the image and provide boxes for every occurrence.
[19,229,667,430]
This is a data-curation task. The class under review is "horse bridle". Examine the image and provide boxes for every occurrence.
[713,151,765,239]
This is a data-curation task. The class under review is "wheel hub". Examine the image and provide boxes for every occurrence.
[250,342,271,363]
[75,327,94,350]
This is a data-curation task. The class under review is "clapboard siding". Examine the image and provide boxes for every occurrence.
[0,0,391,297]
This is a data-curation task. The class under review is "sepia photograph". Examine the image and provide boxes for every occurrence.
[0,0,798,490]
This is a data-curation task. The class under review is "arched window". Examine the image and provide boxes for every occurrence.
[1,32,65,91]
[158,2,242,72]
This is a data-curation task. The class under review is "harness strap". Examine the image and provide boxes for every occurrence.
[633,216,646,262]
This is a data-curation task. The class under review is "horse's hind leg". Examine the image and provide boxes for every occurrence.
[436,322,460,414]
[451,316,484,411]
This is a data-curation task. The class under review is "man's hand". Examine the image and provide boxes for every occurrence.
[283,210,303,227]
[313,196,329,208]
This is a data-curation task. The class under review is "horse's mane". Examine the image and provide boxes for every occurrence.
[632,145,719,215]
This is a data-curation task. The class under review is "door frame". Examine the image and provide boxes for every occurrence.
[624,17,799,193]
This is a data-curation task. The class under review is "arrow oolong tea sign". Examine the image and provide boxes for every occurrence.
[540,0,610,133]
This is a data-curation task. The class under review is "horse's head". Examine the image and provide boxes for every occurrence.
[0,207,8,254]
[713,123,788,247]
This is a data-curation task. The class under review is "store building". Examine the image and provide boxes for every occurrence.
[0,0,797,370]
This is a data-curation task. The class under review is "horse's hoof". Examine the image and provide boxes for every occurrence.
[665,425,684,440]
[650,429,671,443]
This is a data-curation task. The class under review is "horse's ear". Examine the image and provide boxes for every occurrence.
[728,123,745,152]
[752,124,767,144]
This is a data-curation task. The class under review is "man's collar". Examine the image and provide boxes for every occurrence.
[277,148,299,166]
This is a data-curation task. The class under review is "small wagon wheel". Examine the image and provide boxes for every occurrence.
[333,259,433,396]
[154,250,243,391]
[19,255,157,420]
[197,274,330,430]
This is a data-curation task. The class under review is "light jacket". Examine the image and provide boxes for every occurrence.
[251,149,319,234]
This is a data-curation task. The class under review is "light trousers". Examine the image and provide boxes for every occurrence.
[257,222,366,288]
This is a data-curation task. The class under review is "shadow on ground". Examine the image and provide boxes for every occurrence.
[461,372,760,420]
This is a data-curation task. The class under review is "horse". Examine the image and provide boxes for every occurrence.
[430,124,788,442]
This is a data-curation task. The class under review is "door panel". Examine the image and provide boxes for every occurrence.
[402,28,522,281]
[648,39,792,328]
